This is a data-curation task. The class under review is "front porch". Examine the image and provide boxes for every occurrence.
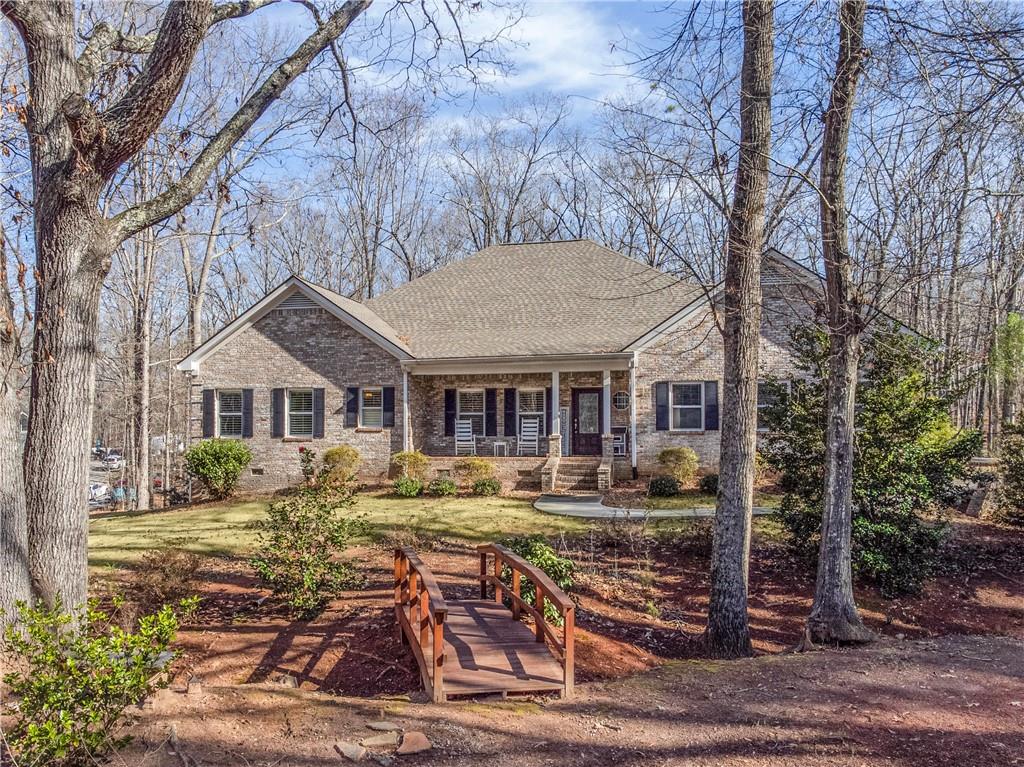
[400,355,637,492]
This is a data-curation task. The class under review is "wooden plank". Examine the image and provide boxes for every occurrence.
[477,543,573,612]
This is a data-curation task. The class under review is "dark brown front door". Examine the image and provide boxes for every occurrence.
[571,388,603,456]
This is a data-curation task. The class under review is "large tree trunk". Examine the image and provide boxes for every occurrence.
[807,0,874,645]
[706,0,774,659]
[134,293,153,510]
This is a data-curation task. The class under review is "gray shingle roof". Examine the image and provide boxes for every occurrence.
[365,240,704,358]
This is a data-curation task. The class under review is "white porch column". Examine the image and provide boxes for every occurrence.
[551,369,560,437]
[629,352,638,474]
[602,369,612,435]
[402,369,411,451]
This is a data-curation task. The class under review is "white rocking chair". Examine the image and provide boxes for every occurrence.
[518,417,541,456]
[454,419,477,455]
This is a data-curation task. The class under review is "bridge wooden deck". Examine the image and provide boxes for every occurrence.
[394,544,575,703]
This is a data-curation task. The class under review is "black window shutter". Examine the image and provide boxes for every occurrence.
[484,388,497,437]
[313,388,326,437]
[545,387,553,436]
[271,388,285,437]
[346,387,359,427]
[241,389,254,438]
[382,386,396,427]
[444,389,456,436]
[202,389,215,438]
[503,388,517,436]
[704,381,719,431]
[655,382,669,431]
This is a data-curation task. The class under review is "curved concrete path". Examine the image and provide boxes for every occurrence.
[533,494,776,519]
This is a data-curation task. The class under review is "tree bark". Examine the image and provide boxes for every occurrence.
[808,0,875,645]
[706,0,774,659]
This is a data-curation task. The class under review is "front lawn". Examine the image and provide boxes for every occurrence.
[88,490,589,569]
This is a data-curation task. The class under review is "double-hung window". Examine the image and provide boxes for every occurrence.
[671,382,704,431]
[360,387,383,428]
[218,390,243,438]
[287,388,314,437]
[517,389,546,436]
[457,389,485,436]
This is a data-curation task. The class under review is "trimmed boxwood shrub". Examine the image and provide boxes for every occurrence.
[393,476,424,497]
[658,447,700,485]
[428,477,458,496]
[184,438,252,498]
[472,477,502,496]
[648,475,680,497]
[391,450,429,480]
[699,473,719,495]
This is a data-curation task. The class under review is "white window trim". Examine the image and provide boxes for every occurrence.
[287,387,314,438]
[756,380,791,432]
[359,386,384,429]
[217,389,243,438]
[516,388,546,437]
[669,381,704,432]
[457,388,485,435]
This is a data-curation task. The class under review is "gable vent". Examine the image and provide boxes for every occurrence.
[279,291,319,310]
[761,262,796,286]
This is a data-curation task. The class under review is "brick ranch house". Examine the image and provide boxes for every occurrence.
[177,239,821,492]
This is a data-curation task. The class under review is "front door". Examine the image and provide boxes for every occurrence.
[571,388,603,456]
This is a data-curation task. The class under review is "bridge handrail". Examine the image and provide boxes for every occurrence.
[394,546,447,703]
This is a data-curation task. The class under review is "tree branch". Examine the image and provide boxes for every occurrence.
[109,0,371,243]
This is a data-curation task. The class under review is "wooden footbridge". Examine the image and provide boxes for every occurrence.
[394,544,575,703]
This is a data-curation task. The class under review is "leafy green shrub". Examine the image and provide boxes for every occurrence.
[472,477,502,496]
[761,326,981,596]
[498,534,575,624]
[184,438,252,498]
[997,423,1024,525]
[699,473,719,495]
[648,475,680,497]
[322,444,362,485]
[428,477,458,496]
[249,488,365,618]
[658,447,700,485]
[393,476,424,497]
[298,445,317,483]
[391,450,430,480]
[454,457,496,483]
[3,597,196,767]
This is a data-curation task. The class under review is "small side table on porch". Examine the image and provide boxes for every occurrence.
[492,440,512,457]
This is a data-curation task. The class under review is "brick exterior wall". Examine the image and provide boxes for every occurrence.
[190,307,404,490]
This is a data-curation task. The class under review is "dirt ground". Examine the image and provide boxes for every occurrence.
[104,512,1024,765]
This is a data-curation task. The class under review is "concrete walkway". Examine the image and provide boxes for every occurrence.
[533,494,776,519]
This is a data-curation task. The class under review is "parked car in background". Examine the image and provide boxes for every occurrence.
[103,450,124,470]
[88,482,109,501]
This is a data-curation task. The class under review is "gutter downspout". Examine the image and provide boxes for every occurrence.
[630,351,638,479]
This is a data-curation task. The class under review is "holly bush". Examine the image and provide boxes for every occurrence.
[184,438,252,498]
[498,534,575,624]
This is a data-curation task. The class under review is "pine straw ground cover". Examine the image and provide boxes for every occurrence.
[83,492,1024,765]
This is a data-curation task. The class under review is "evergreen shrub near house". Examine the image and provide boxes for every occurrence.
[498,534,575,625]
[658,447,700,485]
[760,325,981,596]
[3,597,196,767]
[393,476,424,497]
[391,450,430,481]
[249,487,365,618]
[184,438,252,498]
[648,475,680,497]
[321,445,362,488]
[472,477,502,496]
[996,423,1024,525]
[699,473,719,495]
[428,477,458,496]
[454,456,496,483]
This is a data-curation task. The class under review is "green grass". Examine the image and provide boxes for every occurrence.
[88,490,588,570]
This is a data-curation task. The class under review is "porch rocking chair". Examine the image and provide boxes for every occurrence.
[518,417,541,456]
[454,419,477,455]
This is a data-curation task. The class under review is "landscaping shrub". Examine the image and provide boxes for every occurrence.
[249,488,365,618]
[183,438,252,498]
[997,422,1024,525]
[699,473,719,495]
[130,544,202,612]
[393,476,424,497]
[322,444,362,486]
[391,450,430,480]
[454,456,496,483]
[428,477,458,496]
[498,534,575,624]
[298,445,317,483]
[658,447,700,485]
[3,597,196,767]
[761,325,981,596]
[648,475,680,497]
[472,477,502,496]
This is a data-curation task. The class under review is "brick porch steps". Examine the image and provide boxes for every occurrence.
[553,457,600,492]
